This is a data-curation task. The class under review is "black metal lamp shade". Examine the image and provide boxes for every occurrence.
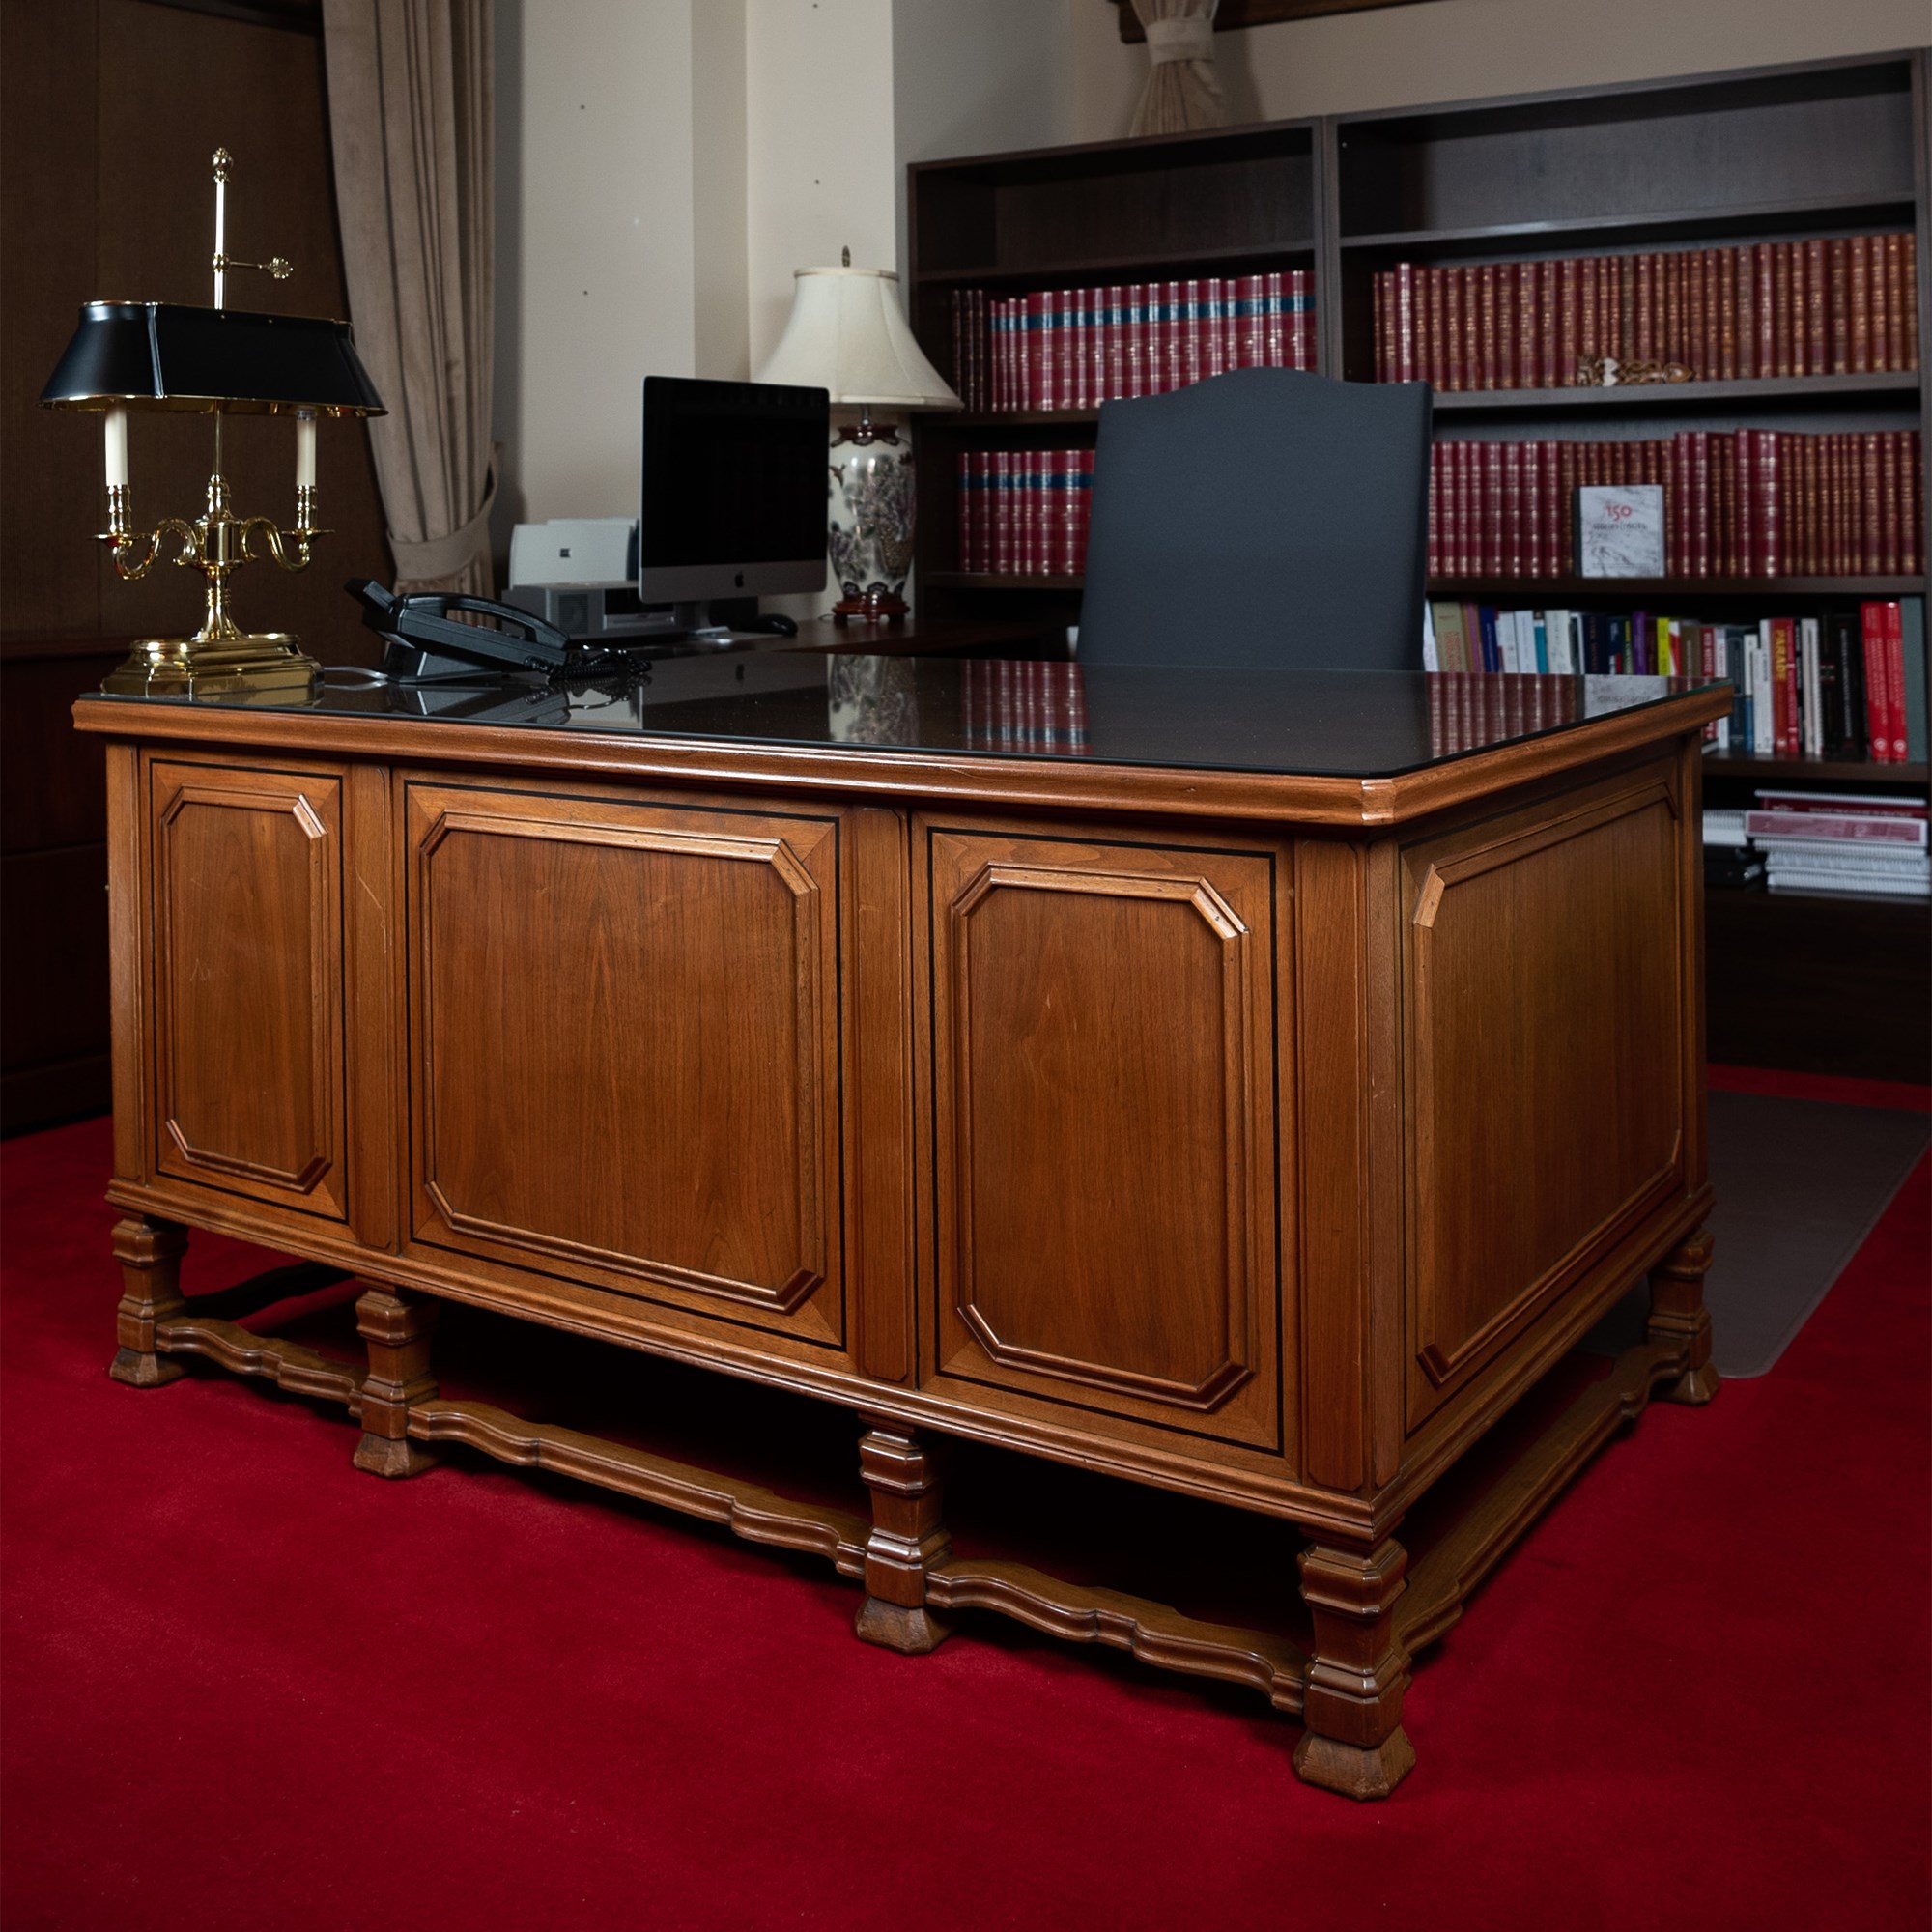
[40,301,385,415]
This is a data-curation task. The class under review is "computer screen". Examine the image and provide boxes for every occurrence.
[638,376,829,604]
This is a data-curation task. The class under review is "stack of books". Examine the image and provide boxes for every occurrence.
[1741,790,1930,898]
[954,450,1093,576]
[1425,598,1927,763]
[1427,430,1923,580]
[949,274,1316,413]
[1372,233,1919,388]
[1701,808,1768,890]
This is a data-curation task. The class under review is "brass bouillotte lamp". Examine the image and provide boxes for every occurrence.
[39,148,385,698]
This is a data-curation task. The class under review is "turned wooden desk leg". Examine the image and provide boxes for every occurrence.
[853,1418,953,1655]
[352,1287,440,1479]
[108,1214,189,1388]
[1649,1228,1720,1406]
[1293,1535,1416,1801]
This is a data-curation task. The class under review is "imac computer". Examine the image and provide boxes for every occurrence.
[638,374,827,639]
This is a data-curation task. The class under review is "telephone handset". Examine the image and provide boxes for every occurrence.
[348,579,572,680]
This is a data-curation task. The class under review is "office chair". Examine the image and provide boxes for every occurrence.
[1075,366,1433,671]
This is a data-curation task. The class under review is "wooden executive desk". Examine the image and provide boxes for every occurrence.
[75,657,1729,1800]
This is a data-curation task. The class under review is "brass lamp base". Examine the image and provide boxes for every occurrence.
[102,632,321,701]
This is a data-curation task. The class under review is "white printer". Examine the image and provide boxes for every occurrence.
[504,518,654,639]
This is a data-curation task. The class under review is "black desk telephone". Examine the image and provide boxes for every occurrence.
[349,579,572,680]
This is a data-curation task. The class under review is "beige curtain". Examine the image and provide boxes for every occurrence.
[1128,0,1226,138]
[321,0,495,595]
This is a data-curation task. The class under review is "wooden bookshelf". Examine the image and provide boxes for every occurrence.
[905,50,1932,1077]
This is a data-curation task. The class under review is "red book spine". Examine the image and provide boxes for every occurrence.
[1454,440,1474,578]
[957,450,974,572]
[1181,278,1205,387]
[1523,437,1544,578]
[1211,277,1236,381]
[1905,234,1921,372]
[1374,271,1388,383]
[990,299,1008,412]
[1557,257,1579,384]
[1483,441,1503,577]
[1443,267,1464,390]
[1577,254,1600,365]
[1879,430,1901,578]
[1886,600,1908,758]
[1770,616,1795,755]
[1905,431,1923,574]
[1770,243,1792,378]
[1393,264,1417,383]
[1502,440,1522,576]
[1748,243,1772,380]
[1424,268,1446,389]
[1296,270,1318,371]
[1871,235,1895,373]
[1538,440,1556,577]
[1484,261,1499,388]
[1076,450,1094,575]
[1427,443,1442,575]
[1513,260,1535,390]
[1633,251,1655,359]
[1803,238,1828,376]
[1262,272,1286,374]
[1477,263,1499,390]
[1850,238,1872,374]
[990,452,1012,574]
[1860,432,1882,578]
[1230,274,1259,373]
[1536,259,1557,387]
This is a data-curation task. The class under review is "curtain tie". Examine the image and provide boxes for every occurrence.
[1146,16,1214,64]
[388,463,497,582]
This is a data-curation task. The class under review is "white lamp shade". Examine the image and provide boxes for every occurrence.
[756,267,959,411]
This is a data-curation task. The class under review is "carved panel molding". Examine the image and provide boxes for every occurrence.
[150,763,346,1216]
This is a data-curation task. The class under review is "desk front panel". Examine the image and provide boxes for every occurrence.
[400,776,854,1363]
[141,754,353,1229]
[913,812,1290,1461]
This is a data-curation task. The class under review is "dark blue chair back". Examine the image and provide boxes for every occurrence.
[1076,367,1433,671]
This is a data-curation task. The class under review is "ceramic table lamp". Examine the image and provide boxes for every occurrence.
[756,255,958,622]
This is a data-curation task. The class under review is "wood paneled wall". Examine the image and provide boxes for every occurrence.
[2,0,391,1131]
[2,0,389,651]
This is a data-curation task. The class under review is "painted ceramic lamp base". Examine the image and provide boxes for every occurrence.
[829,415,915,623]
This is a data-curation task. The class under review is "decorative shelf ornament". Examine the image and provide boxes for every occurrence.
[38,148,384,699]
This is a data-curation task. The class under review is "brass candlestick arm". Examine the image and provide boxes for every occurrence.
[97,470,329,692]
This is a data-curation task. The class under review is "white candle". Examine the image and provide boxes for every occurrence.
[295,412,316,490]
[104,407,128,490]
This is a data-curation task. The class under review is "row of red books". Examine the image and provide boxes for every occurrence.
[1373,233,1920,389]
[960,659,1091,756]
[1427,430,1924,580]
[1426,671,1585,756]
[951,274,1316,414]
[955,450,1094,576]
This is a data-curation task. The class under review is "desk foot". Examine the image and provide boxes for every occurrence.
[1293,1727,1417,1802]
[854,1418,953,1655]
[1649,1229,1720,1406]
[854,1599,952,1654]
[1294,1536,1414,1801]
[107,1215,188,1388]
[352,1287,440,1480]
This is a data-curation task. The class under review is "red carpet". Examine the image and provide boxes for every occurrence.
[3,1112,1927,1931]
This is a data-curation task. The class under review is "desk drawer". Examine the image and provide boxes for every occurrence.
[915,817,1283,1454]
[402,780,850,1353]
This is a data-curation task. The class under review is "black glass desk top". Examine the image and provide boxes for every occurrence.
[93,655,1724,782]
